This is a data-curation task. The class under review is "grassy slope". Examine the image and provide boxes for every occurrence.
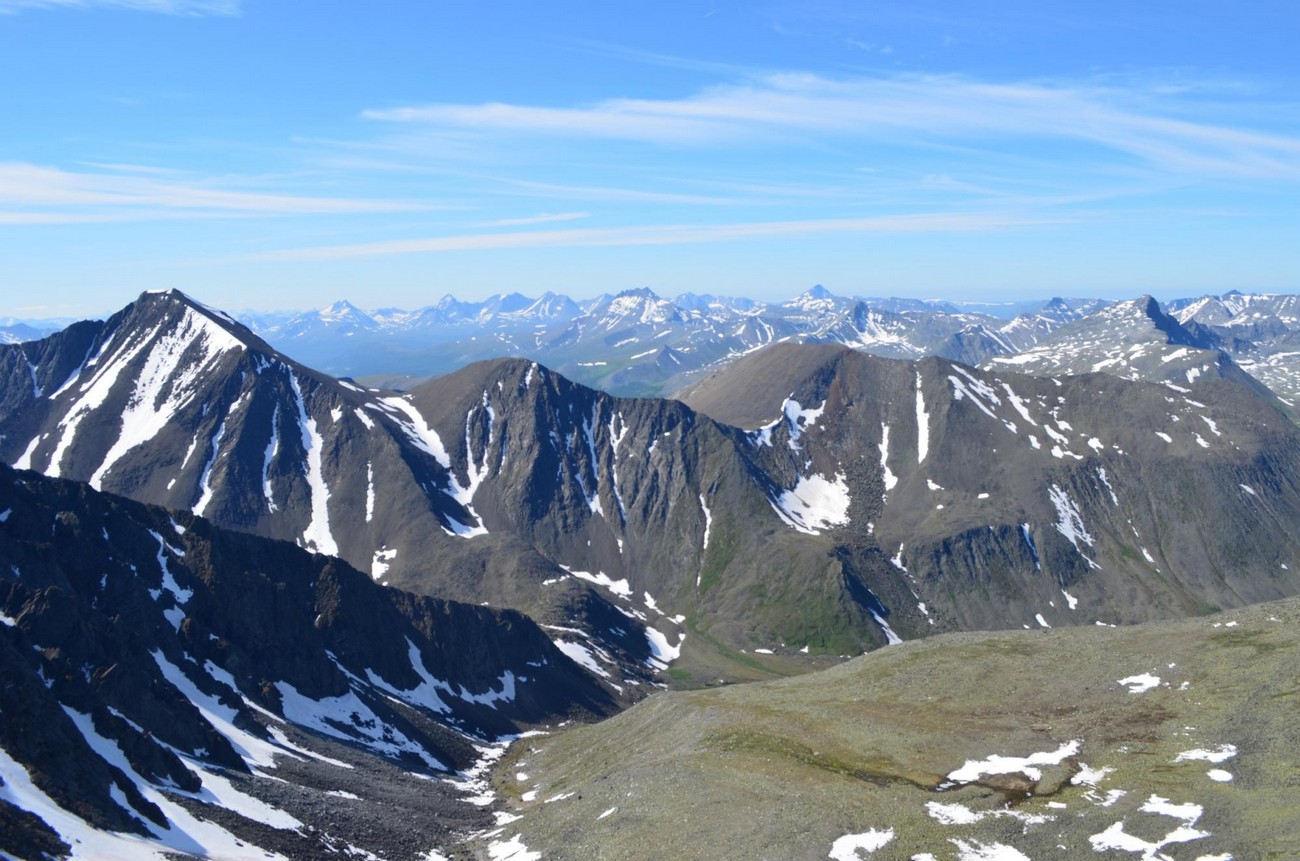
[483,597,1300,860]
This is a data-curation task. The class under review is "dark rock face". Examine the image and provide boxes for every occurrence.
[0,461,614,859]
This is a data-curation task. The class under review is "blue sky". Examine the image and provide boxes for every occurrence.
[2,0,1298,318]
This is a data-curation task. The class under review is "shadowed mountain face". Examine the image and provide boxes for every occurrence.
[0,461,614,860]
[4,292,1300,686]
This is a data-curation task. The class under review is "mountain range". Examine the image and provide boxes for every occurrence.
[4,290,1300,674]
[4,286,1300,859]
[211,287,1300,410]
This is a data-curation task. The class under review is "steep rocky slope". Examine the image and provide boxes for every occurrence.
[0,462,613,860]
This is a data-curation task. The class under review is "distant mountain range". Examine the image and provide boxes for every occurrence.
[230,287,1300,412]
[220,287,1102,396]
[0,317,74,346]
[8,288,1299,412]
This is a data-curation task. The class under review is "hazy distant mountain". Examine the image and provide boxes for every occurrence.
[0,317,73,345]
[1167,291,1300,412]
[220,289,1300,412]
[234,286,1003,395]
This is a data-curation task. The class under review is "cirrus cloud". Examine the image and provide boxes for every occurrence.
[0,162,426,223]
[255,211,1060,262]
[363,72,1300,181]
[0,0,238,15]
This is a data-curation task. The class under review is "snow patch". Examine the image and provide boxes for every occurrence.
[878,424,898,493]
[488,834,540,861]
[262,404,281,512]
[772,472,852,534]
[274,680,447,770]
[561,565,632,598]
[916,373,930,462]
[1175,744,1237,764]
[47,321,165,478]
[950,840,1032,861]
[365,462,375,522]
[1088,794,1209,856]
[87,308,244,490]
[61,706,296,861]
[945,740,1080,785]
[699,494,713,551]
[1118,673,1161,693]
[1048,484,1096,565]
[289,372,337,556]
[553,639,611,679]
[828,828,894,859]
[371,547,397,580]
[645,627,685,670]
[782,396,826,451]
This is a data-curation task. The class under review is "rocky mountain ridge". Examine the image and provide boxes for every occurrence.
[5,291,1300,688]
[0,461,613,860]
[12,288,1298,407]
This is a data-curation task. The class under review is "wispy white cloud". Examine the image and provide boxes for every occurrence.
[557,39,769,80]
[256,212,1057,262]
[480,212,591,228]
[482,177,740,206]
[363,72,1300,181]
[0,0,238,15]
[0,162,425,223]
